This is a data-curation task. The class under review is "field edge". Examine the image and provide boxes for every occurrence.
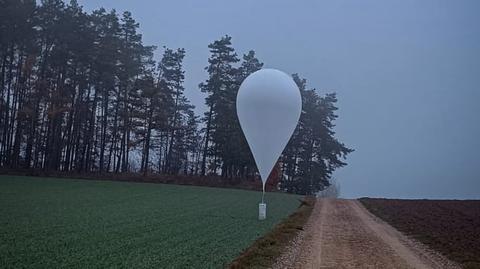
[228,197,316,269]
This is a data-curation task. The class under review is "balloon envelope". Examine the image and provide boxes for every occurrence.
[236,69,302,191]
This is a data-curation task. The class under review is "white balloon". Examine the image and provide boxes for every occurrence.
[236,69,302,193]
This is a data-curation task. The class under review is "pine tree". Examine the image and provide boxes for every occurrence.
[199,35,239,175]
[0,0,352,194]
[155,48,187,174]
[281,75,354,194]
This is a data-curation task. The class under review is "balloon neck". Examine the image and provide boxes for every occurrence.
[261,188,265,204]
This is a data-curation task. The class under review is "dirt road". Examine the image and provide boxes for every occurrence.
[274,199,460,269]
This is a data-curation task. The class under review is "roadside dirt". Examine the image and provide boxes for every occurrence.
[273,199,460,269]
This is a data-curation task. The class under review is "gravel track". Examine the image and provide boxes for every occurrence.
[273,198,460,269]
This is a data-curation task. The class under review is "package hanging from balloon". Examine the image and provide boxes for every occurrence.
[258,203,267,220]
[237,68,301,221]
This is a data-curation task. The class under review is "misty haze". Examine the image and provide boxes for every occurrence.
[1,0,478,268]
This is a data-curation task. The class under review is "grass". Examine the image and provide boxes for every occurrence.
[0,175,301,268]
[229,197,315,269]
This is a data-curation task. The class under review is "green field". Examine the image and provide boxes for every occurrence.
[0,176,301,268]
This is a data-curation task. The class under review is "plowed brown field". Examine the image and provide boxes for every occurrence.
[360,198,480,269]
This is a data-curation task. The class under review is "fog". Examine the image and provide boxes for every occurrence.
[79,0,480,199]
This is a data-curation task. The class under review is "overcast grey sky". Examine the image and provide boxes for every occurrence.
[79,0,480,199]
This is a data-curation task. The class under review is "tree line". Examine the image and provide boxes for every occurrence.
[0,0,353,195]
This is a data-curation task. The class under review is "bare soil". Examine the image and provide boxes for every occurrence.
[274,199,460,269]
[360,198,480,269]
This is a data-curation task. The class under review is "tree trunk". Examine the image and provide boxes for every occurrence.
[201,106,213,176]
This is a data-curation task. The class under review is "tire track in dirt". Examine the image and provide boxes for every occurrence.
[274,199,460,269]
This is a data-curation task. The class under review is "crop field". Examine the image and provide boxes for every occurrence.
[0,176,301,268]
[360,198,480,269]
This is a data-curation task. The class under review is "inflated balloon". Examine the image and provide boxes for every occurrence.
[236,69,302,203]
